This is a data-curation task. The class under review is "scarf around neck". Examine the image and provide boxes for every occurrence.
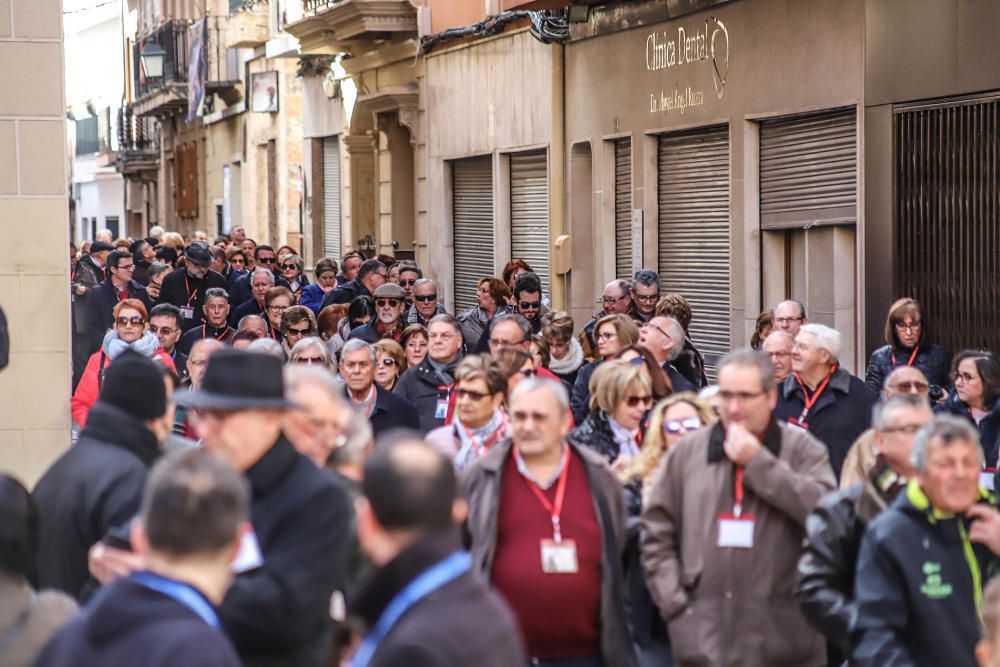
[102,329,160,360]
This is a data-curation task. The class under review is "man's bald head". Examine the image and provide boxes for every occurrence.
[884,365,930,399]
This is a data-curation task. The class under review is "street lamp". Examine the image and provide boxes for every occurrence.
[140,42,165,78]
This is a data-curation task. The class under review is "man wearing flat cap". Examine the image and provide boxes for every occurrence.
[175,348,354,666]
[349,282,406,343]
[157,241,229,332]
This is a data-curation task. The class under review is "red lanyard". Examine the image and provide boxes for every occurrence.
[352,385,376,417]
[891,345,919,367]
[733,467,745,517]
[793,365,837,423]
[462,421,503,457]
[183,275,197,307]
[203,324,231,341]
[514,447,571,541]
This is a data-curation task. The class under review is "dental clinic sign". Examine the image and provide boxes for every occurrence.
[646,16,729,115]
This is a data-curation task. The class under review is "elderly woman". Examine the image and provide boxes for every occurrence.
[540,310,584,386]
[300,258,339,314]
[568,359,653,466]
[571,313,641,425]
[425,355,509,471]
[458,277,512,350]
[264,286,294,340]
[373,339,404,390]
[280,305,318,355]
[71,299,176,427]
[288,336,335,372]
[865,297,951,397]
[279,254,309,303]
[401,324,429,370]
[935,350,1000,467]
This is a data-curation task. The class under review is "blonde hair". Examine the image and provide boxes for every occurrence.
[540,310,574,344]
[160,232,185,251]
[372,339,405,385]
[588,359,651,415]
[595,313,641,349]
[619,392,716,485]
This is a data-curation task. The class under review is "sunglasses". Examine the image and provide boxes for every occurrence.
[376,298,401,308]
[625,395,653,408]
[890,381,929,393]
[281,263,298,271]
[664,416,702,434]
[116,316,145,327]
[414,294,438,303]
[519,301,541,310]
[456,388,490,401]
[148,324,176,335]
[295,356,326,365]
[286,327,312,337]
[399,279,417,287]
[257,256,276,264]
[377,358,396,368]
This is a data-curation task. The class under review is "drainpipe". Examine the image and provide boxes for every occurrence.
[549,41,566,310]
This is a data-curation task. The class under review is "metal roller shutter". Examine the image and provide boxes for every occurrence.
[658,126,730,375]
[615,138,632,280]
[322,137,341,259]
[510,150,550,297]
[760,108,857,229]
[452,157,494,314]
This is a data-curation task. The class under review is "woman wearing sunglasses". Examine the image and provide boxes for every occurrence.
[618,392,716,665]
[279,254,309,303]
[568,359,653,467]
[288,336,336,372]
[372,339,404,391]
[71,299,176,428]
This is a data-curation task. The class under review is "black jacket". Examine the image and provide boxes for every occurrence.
[230,298,265,328]
[663,361,696,394]
[774,367,878,478]
[568,410,623,463]
[219,436,354,667]
[347,384,420,439]
[72,255,106,334]
[864,343,951,394]
[851,482,997,667]
[393,355,461,435]
[34,574,241,667]
[348,320,402,344]
[673,337,708,389]
[352,529,526,667]
[32,403,161,599]
[571,360,600,426]
[935,394,1000,468]
[321,277,371,309]
[796,462,905,657]
[158,267,229,331]
[84,279,153,354]
[178,323,236,356]
[227,270,290,306]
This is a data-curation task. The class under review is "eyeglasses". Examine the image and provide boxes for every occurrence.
[719,389,767,403]
[286,326,312,338]
[955,371,979,383]
[116,316,145,327]
[634,294,659,303]
[774,317,803,325]
[257,256,276,264]
[376,298,401,309]
[295,356,326,365]
[596,332,617,342]
[664,416,702,434]
[889,381,929,393]
[148,324,176,335]
[268,305,289,313]
[881,423,925,435]
[625,395,653,408]
[114,264,135,272]
[281,263,299,271]
[456,388,490,401]
[519,301,541,311]
[375,272,388,281]
[414,293,437,303]
[376,357,396,368]
[600,295,626,306]
[894,321,922,332]
[645,322,671,339]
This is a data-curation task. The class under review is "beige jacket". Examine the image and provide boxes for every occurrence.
[839,428,877,489]
[0,576,77,667]
[641,420,835,667]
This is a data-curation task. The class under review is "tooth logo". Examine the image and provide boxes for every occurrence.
[709,17,729,99]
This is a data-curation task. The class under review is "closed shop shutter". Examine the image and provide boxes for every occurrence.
[510,150,550,297]
[760,107,857,230]
[615,138,632,280]
[322,137,341,260]
[658,126,730,374]
[452,157,494,314]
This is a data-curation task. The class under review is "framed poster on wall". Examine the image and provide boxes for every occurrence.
[251,71,279,113]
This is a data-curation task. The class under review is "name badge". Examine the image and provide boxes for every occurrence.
[786,417,809,433]
[981,469,996,492]
[434,399,449,419]
[717,514,755,549]
[180,306,196,321]
[232,529,265,573]
[541,539,578,573]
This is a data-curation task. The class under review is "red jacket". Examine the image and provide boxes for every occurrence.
[71,348,176,427]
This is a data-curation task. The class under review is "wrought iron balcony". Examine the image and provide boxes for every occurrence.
[116,105,161,179]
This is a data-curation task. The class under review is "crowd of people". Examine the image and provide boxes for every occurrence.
[3,226,1000,666]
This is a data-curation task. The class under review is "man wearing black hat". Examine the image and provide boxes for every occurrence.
[84,249,153,354]
[72,240,114,385]
[33,351,175,600]
[176,348,354,666]
[157,242,229,332]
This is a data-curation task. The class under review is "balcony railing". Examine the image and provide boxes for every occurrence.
[74,107,114,157]
[118,105,160,154]
[303,0,341,15]
[133,20,189,99]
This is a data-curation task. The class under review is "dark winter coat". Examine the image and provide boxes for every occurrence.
[84,279,153,354]
[299,283,328,315]
[774,367,878,478]
[72,255,106,334]
[321,277,371,309]
[32,403,162,599]
[348,320,402,344]
[935,393,1000,468]
[663,361,696,394]
[227,270,290,307]
[34,574,241,667]
[851,481,997,667]
[158,267,229,331]
[229,298,265,328]
[352,529,526,667]
[346,384,420,439]
[571,360,600,426]
[404,303,447,328]
[673,337,708,389]
[393,355,461,434]
[219,436,354,667]
[178,323,236,356]
[568,410,623,463]
[131,258,151,286]
[864,343,951,394]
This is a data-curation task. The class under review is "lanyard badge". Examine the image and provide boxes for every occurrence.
[790,365,838,429]
[515,448,579,574]
[718,466,754,549]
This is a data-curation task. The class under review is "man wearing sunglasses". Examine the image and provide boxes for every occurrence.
[350,283,407,344]
[396,261,422,306]
[338,339,419,438]
[226,245,292,306]
[642,349,835,667]
[84,249,154,355]
[405,278,447,327]
[513,273,546,335]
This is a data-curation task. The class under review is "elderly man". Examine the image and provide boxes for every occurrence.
[321,258,387,309]
[176,348,354,666]
[227,245,291,305]
[405,278,446,327]
[853,415,1000,667]
[173,338,224,438]
[178,287,235,355]
[774,323,878,478]
[149,303,186,376]
[462,378,635,667]
[237,314,269,339]
[231,268,274,326]
[578,279,638,360]
[631,268,660,322]
[158,242,229,331]
[773,300,808,336]
[638,315,696,392]
[797,395,933,664]
[762,330,795,383]
[395,314,465,434]
[339,339,419,438]
[642,349,835,667]
[350,283,406,343]
[85,249,154,354]
[284,366,354,469]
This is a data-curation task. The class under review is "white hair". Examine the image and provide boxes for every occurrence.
[149,225,165,239]
[798,323,842,359]
[509,377,569,413]
[662,316,686,362]
[247,338,285,359]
